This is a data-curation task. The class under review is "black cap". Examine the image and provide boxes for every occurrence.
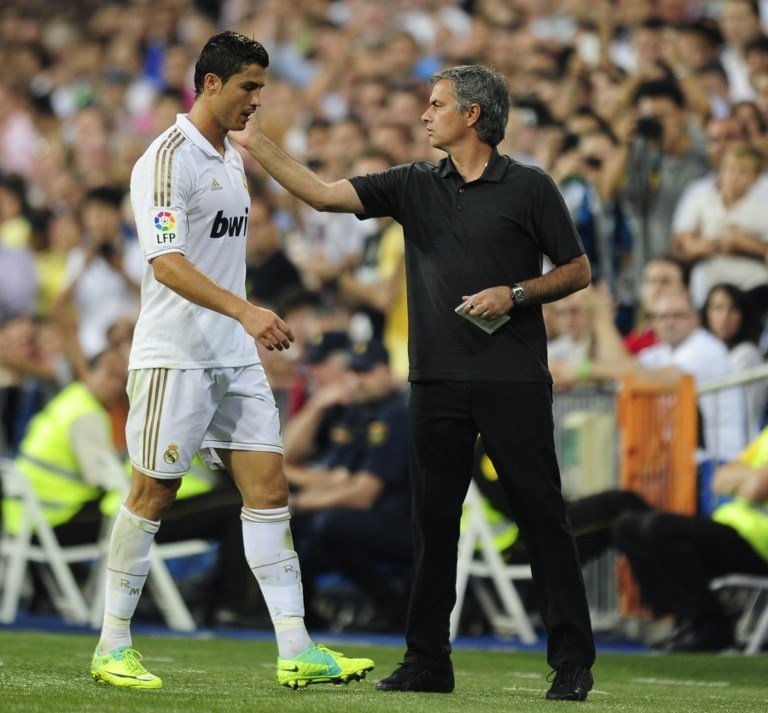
[305,331,350,364]
[349,339,389,372]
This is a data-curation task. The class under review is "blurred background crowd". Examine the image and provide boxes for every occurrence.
[4,0,768,636]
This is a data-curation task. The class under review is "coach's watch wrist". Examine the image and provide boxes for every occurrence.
[510,283,526,309]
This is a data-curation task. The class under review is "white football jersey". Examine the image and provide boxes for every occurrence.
[129,114,259,369]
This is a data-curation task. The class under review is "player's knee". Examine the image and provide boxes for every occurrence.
[127,474,181,519]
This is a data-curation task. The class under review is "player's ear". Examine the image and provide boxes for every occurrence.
[204,73,221,94]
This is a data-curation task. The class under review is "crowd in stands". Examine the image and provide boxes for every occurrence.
[3,0,768,641]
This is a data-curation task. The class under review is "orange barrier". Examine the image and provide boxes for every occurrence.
[616,374,698,615]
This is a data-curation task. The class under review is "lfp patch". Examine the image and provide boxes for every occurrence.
[154,211,176,232]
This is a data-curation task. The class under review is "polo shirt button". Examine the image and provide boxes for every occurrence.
[459,188,464,193]
[457,204,463,210]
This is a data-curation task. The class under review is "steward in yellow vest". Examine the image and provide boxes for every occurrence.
[1,348,261,624]
[614,426,768,652]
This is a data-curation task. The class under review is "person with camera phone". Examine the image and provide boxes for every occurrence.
[600,79,709,324]
[54,186,143,362]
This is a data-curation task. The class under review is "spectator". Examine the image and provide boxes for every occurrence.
[243,195,302,307]
[286,340,411,632]
[719,0,764,102]
[700,283,766,433]
[552,289,747,462]
[671,115,757,241]
[614,423,768,651]
[609,79,709,295]
[1,347,258,625]
[672,143,768,309]
[547,290,595,366]
[621,255,688,354]
[55,186,142,358]
[0,173,32,249]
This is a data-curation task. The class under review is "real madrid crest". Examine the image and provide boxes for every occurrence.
[163,443,180,464]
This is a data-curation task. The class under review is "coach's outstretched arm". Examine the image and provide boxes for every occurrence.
[231,116,363,214]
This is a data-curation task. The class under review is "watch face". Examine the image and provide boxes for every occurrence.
[512,286,525,303]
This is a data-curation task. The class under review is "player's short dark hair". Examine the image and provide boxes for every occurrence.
[193,31,269,98]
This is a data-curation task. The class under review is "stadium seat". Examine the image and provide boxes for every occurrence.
[451,481,536,643]
[711,574,768,654]
[0,457,108,625]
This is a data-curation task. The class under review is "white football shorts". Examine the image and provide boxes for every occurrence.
[126,363,283,478]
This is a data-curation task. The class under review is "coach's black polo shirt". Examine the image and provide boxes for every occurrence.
[349,150,584,382]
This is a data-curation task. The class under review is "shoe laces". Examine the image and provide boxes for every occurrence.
[115,647,147,675]
[315,644,344,659]
[547,664,589,685]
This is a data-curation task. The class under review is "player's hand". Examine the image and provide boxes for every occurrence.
[242,305,294,351]
[461,285,514,320]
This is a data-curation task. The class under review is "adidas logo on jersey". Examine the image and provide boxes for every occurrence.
[210,178,223,191]
[210,208,249,238]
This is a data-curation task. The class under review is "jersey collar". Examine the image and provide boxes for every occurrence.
[437,148,508,182]
[175,114,233,161]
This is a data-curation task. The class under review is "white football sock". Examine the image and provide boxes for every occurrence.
[98,505,159,654]
[241,506,312,658]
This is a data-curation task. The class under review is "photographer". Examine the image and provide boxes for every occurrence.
[54,187,142,359]
[603,79,709,317]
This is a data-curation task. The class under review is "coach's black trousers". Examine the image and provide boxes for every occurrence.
[405,381,596,671]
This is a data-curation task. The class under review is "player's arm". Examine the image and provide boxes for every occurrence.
[151,252,292,351]
[230,116,364,214]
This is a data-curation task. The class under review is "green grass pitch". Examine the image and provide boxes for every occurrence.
[0,630,766,712]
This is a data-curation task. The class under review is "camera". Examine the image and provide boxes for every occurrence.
[98,242,116,259]
[583,155,604,170]
[635,115,664,141]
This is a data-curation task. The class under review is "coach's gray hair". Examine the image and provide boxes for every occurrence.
[430,65,510,147]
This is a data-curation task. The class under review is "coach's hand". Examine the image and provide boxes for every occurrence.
[461,285,514,320]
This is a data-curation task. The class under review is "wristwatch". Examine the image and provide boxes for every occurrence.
[510,283,526,307]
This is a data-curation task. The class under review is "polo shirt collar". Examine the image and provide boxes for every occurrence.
[437,148,508,182]
[175,113,232,160]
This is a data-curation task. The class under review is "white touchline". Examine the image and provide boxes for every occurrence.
[632,677,730,688]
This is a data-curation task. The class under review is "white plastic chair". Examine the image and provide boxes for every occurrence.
[450,481,537,643]
[711,574,768,654]
[0,457,108,625]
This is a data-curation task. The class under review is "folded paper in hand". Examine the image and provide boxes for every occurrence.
[454,300,510,334]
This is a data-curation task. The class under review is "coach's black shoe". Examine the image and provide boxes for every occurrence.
[545,664,593,701]
[376,661,455,692]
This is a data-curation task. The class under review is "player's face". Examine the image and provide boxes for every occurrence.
[421,79,470,152]
[211,63,266,131]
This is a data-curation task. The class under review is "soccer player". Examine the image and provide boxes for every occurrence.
[90,31,373,690]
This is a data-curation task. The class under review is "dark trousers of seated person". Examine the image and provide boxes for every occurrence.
[504,489,651,566]
[292,507,412,624]
[613,510,768,625]
[50,486,252,615]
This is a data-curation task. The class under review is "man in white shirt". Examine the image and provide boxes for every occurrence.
[551,290,747,462]
[90,30,373,691]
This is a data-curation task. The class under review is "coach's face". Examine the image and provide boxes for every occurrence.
[207,63,266,131]
[422,79,471,152]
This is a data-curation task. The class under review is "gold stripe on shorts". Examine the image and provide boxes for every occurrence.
[142,369,169,471]
[153,129,185,207]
